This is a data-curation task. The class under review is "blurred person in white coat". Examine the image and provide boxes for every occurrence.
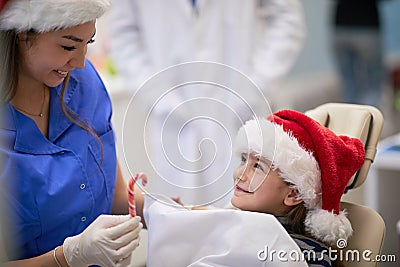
[110,0,306,206]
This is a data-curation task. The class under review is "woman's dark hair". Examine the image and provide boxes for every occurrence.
[60,74,104,167]
[0,30,19,102]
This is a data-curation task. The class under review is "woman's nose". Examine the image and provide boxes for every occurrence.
[69,46,87,69]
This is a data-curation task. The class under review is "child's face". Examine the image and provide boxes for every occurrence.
[231,153,293,216]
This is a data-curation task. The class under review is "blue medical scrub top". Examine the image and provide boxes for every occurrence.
[0,60,117,260]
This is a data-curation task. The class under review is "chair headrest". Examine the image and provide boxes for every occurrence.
[305,103,383,191]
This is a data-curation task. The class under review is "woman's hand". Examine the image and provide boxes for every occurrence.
[63,214,142,267]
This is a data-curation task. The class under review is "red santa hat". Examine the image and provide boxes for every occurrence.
[234,110,365,246]
[0,0,110,32]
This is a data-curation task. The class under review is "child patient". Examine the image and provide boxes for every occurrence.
[230,109,365,266]
[141,109,365,266]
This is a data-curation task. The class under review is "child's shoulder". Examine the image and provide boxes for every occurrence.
[289,233,334,267]
[290,233,329,251]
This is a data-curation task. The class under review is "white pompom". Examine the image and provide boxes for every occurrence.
[305,209,353,246]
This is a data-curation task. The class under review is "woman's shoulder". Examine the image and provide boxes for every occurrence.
[70,59,105,88]
[65,59,113,124]
[67,59,110,104]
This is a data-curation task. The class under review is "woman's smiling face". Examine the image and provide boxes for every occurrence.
[18,21,96,88]
[231,153,293,216]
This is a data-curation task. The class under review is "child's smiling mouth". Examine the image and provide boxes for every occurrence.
[235,185,252,194]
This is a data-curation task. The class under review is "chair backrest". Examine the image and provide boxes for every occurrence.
[305,103,385,267]
[397,220,400,262]
[340,202,386,267]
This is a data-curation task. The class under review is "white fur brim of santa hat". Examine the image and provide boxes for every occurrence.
[0,0,110,33]
[234,118,322,209]
[234,110,365,246]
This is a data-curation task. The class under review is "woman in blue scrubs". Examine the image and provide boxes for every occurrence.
[0,0,143,266]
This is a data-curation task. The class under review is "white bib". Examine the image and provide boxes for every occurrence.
[144,194,308,267]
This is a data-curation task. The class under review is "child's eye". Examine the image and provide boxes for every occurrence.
[61,46,76,51]
[255,163,264,172]
[87,38,95,44]
[240,154,247,164]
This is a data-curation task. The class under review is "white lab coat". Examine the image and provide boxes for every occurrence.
[110,0,306,205]
[111,0,305,96]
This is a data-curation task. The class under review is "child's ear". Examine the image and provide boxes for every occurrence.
[283,188,303,206]
[17,32,27,42]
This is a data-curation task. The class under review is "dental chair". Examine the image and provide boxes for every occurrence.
[305,103,385,267]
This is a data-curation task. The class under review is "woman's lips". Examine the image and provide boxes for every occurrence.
[54,69,68,78]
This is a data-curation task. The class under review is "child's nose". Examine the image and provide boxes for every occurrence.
[238,166,252,182]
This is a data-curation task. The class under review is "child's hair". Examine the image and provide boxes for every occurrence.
[286,201,307,235]
[285,203,345,267]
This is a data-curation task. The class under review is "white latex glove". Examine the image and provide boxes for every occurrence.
[63,215,142,267]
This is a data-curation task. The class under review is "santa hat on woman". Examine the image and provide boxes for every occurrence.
[0,0,110,32]
[234,110,365,246]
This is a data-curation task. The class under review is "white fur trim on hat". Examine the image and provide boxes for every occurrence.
[305,209,353,246]
[234,118,322,209]
[0,0,110,32]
